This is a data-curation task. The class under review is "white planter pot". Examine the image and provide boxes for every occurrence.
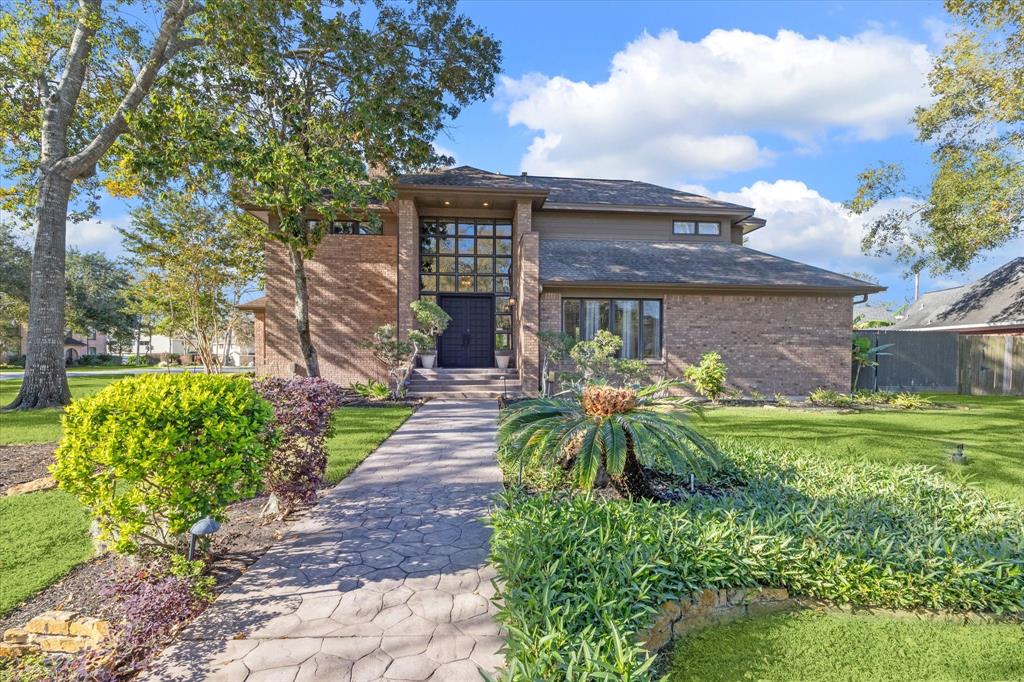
[495,353,511,369]
[419,353,436,369]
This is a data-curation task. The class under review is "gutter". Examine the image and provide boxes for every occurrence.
[541,280,887,296]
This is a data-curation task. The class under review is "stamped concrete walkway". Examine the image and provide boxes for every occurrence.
[145,400,504,682]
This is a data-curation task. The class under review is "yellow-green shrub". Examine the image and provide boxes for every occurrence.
[53,374,275,553]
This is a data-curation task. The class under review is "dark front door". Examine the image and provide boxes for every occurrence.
[438,295,494,368]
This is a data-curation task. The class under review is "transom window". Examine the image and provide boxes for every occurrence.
[562,298,662,360]
[419,217,514,351]
[673,220,720,236]
[303,219,383,235]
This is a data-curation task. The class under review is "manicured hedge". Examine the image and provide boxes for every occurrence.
[489,439,1024,680]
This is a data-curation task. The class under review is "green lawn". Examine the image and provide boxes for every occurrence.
[0,375,125,444]
[699,394,1024,504]
[0,489,93,616]
[325,406,413,484]
[669,610,1024,682]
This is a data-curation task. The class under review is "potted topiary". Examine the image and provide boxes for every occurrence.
[409,300,451,369]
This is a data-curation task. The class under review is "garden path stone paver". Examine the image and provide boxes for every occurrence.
[144,400,503,681]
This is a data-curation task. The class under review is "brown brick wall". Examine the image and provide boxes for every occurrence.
[262,236,397,385]
[396,199,419,338]
[514,199,540,395]
[537,290,852,396]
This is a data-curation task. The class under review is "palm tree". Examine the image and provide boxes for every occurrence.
[498,380,720,500]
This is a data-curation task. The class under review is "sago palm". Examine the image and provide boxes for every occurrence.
[498,379,720,500]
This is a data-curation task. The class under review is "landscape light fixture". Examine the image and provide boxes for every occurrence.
[188,516,221,561]
[951,443,967,465]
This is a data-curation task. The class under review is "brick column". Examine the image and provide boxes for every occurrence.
[396,198,419,338]
[514,199,540,395]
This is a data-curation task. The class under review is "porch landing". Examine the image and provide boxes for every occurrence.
[407,368,522,400]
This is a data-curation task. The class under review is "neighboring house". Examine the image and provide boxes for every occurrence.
[139,332,256,366]
[893,257,1024,334]
[854,302,899,328]
[18,325,108,363]
[243,166,882,396]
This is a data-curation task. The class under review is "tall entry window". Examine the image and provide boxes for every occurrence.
[562,298,662,359]
[419,218,514,352]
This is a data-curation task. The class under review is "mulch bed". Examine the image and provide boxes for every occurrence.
[0,492,306,636]
[0,443,56,493]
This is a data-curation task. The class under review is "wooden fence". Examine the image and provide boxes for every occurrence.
[853,330,1023,395]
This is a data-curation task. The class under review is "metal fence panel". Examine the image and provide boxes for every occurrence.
[853,330,959,392]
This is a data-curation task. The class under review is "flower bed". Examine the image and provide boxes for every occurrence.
[490,438,1024,680]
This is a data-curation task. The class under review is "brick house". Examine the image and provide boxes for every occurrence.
[243,166,882,397]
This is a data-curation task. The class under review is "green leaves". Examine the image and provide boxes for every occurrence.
[489,441,1024,679]
[52,373,275,554]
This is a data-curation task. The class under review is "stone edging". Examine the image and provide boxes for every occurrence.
[638,587,1023,653]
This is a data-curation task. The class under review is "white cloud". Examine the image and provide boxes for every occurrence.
[66,217,127,260]
[502,28,931,183]
[705,179,1024,302]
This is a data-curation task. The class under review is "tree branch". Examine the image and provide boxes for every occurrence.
[59,0,199,179]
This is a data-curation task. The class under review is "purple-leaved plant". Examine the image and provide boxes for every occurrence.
[252,376,343,515]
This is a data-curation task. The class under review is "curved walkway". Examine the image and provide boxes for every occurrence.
[145,400,504,682]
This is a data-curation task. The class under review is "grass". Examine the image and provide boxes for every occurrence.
[0,375,125,444]
[699,393,1024,504]
[669,610,1024,682]
[324,406,413,484]
[0,489,94,616]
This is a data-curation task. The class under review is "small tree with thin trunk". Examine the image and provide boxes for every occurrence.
[1,0,202,408]
[117,0,502,378]
[121,192,264,373]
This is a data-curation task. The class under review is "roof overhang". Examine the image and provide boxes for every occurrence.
[897,322,1024,333]
[396,184,549,212]
[237,296,267,311]
[541,280,886,296]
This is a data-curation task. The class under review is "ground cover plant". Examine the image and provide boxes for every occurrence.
[668,610,1024,682]
[490,437,1024,680]
[698,394,1024,505]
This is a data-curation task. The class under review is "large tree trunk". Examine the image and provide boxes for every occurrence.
[6,173,74,409]
[287,245,320,377]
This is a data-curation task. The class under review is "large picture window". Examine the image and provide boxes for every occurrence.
[562,298,662,359]
[419,217,514,351]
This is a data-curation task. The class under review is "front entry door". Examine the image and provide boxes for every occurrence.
[438,295,494,368]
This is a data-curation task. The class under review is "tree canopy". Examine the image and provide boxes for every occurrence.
[117,0,502,376]
[848,0,1023,274]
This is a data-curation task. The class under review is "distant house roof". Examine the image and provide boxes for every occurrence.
[397,166,754,214]
[854,303,898,325]
[539,239,884,293]
[894,257,1024,332]
[63,336,86,347]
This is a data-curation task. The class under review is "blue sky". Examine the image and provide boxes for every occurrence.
[74,0,1022,305]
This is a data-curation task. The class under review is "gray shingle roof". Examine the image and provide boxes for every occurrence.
[398,166,753,212]
[539,239,884,292]
[894,257,1024,331]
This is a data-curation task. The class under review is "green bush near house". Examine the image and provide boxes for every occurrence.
[490,439,1024,680]
[0,489,93,616]
[53,373,276,553]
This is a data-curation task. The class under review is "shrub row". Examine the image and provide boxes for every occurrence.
[490,440,1024,680]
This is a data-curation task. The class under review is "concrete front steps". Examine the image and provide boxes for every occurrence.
[407,367,522,399]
